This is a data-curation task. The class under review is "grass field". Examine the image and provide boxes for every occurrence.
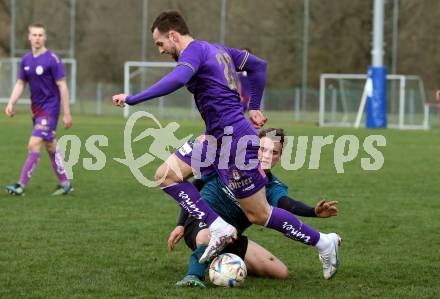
[1,114,439,298]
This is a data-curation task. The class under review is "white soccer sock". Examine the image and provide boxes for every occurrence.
[315,233,330,252]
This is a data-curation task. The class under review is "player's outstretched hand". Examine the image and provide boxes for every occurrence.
[112,94,127,107]
[5,103,15,117]
[167,225,184,251]
[315,199,338,218]
[249,109,267,129]
[63,113,72,129]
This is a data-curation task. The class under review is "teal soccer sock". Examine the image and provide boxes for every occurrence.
[187,245,208,279]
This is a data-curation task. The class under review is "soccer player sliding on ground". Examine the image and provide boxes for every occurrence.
[4,23,73,196]
[112,11,340,279]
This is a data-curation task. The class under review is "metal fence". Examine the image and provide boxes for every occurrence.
[2,0,440,127]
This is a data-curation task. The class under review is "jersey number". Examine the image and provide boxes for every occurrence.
[216,53,238,90]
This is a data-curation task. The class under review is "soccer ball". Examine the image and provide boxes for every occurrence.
[209,253,247,287]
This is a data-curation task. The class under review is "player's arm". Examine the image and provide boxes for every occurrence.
[278,196,338,218]
[168,208,189,251]
[5,80,26,117]
[114,43,204,107]
[278,196,316,217]
[238,53,267,112]
[57,79,72,129]
[112,65,194,107]
[225,47,267,128]
[50,54,72,128]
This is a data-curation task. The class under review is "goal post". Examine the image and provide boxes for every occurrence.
[319,73,429,130]
[0,57,77,104]
[123,61,197,119]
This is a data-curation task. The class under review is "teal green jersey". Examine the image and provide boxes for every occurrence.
[200,172,288,234]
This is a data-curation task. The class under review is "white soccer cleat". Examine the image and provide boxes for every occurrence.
[199,223,237,263]
[318,233,341,280]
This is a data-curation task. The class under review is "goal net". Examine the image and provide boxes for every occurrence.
[319,73,429,130]
[0,57,77,105]
[123,61,198,120]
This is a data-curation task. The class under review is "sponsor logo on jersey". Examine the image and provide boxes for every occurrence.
[24,66,30,71]
[228,177,253,191]
[35,124,49,131]
[36,66,44,75]
[232,169,241,181]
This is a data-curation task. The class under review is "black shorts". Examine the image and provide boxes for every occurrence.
[183,216,248,260]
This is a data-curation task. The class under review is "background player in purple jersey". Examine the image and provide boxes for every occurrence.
[4,23,73,196]
[112,11,340,278]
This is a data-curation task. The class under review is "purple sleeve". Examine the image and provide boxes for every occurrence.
[18,58,27,81]
[224,48,267,110]
[125,65,194,105]
[176,41,204,74]
[50,53,66,81]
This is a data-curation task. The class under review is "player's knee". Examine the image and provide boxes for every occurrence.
[44,142,56,154]
[246,208,270,225]
[154,165,165,182]
[246,213,264,225]
[154,163,174,186]
[241,191,271,225]
[195,229,209,246]
[28,141,41,152]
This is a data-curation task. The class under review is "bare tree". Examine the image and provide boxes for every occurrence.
[0,0,10,55]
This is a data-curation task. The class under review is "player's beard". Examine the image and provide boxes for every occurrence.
[171,52,179,61]
[169,46,179,61]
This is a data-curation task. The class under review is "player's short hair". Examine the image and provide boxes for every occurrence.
[28,23,46,32]
[259,128,286,147]
[151,11,190,35]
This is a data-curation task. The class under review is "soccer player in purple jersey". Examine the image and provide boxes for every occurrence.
[112,11,340,279]
[4,23,73,196]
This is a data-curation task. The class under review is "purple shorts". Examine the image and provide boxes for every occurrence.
[32,116,57,142]
[175,121,268,199]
